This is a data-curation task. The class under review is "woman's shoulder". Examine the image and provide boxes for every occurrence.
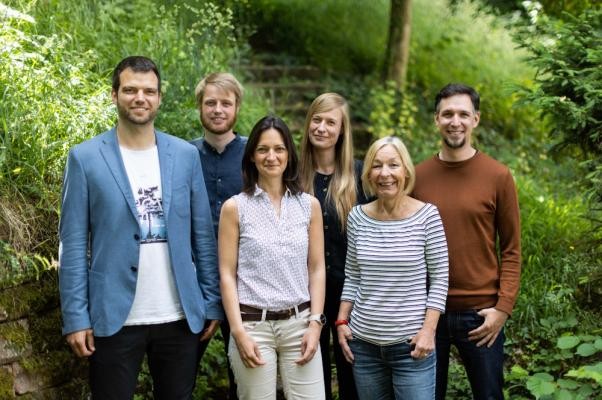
[406,197,442,220]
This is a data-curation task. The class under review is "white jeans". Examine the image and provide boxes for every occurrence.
[228,308,325,400]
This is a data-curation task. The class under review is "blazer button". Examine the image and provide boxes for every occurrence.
[134,234,140,241]
[131,266,138,272]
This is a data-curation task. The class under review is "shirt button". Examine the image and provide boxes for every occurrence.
[326,251,330,256]
[322,188,327,192]
[326,265,331,270]
[324,225,329,230]
[217,178,221,182]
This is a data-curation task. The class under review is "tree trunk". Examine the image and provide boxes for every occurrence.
[383,0,412,90]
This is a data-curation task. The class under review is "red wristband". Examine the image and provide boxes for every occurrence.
[335,319,349,327]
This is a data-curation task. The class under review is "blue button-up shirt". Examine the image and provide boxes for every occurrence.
[191,133,247,237]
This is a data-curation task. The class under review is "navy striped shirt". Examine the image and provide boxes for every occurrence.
[341,203,449,345]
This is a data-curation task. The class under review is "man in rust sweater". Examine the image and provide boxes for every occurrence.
[413,83,521,400]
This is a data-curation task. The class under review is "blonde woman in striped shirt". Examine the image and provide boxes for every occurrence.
[336,136,449,400]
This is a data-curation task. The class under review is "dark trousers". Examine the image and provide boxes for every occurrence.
[199,319,238,399]
[90,319,201,400]
[320,279,358,400]
[435,310,505,400]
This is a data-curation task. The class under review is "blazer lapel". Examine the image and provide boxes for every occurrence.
[99,129,139,221]
[156,131,173,222]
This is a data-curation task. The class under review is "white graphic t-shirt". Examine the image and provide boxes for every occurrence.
[120,145,184,325]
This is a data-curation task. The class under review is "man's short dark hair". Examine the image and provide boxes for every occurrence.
[112,56,161,93]
[435,83,480,113]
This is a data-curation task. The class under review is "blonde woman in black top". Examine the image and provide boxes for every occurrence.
[300,93,367,400]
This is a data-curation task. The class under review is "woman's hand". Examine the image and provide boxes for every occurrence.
[410,326,436,359]
[296,322,322,365]
[337,324,354,363]
[234,331,265,368]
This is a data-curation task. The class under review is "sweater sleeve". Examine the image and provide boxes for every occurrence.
[424,206,449,312]
[341,208,360,303]
[495,169,521,315]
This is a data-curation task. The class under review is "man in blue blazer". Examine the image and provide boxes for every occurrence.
[59,56,222,399]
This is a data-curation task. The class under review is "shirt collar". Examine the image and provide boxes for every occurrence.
[202,132,242,154]
[252,185,292,197]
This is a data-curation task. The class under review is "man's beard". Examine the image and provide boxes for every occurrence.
[201,113,236,135]
[444,136,465,149]
[117,104,157,126]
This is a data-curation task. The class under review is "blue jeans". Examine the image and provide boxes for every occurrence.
[435,310,505,400]
[349,337,435,400]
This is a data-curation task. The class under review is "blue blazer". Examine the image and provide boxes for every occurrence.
[59,128,222,337]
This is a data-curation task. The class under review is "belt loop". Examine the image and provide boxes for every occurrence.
[261,309,267,322]
[294,304,300,319]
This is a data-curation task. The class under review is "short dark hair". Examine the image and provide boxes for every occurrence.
[112,56,161,93]
[242,116,301,195]
[435,83,480,113]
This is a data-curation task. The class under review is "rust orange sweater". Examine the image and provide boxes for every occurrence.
[413,152,521,315]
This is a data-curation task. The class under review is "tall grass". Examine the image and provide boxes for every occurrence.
[0,0,265,260]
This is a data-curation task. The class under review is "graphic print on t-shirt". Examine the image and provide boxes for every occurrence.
[134,185,167,243]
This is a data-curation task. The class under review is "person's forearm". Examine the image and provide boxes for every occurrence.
[337,300,353,321]
[422,308,441,332]
[308,264,325,315]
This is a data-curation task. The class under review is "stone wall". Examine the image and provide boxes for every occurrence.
[0,270,88,398]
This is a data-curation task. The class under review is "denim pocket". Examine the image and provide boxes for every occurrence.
[464,309,486,330]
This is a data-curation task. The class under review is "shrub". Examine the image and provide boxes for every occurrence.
[515,7,602,245]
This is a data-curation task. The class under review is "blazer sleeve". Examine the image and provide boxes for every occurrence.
[58,149,92,335]
[190,150,224,320]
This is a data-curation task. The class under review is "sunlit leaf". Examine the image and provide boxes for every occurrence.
[557,336,580,349]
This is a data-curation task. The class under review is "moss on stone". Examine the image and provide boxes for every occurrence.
[28,307,65,352]
[0,320,31,354]
[0,367,15,399]
[17,377,90,400]
[0,267,87,397]
[0,270,59,321]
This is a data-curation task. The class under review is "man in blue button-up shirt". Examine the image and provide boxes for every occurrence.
[190,72,246,399]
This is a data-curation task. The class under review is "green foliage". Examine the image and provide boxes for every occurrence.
[508,333,602,399]
[512,175,598,330]
[516,8,601,155]
[236,0,388,74]
[0,0,251,257]
[0,6,114,253]
[368,81,418,140]
[411,0,537,141]
[0,240,53,288]
[515,7,602,242]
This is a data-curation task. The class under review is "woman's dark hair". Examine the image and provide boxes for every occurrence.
[112,56,161,93]
[242,116,301,195]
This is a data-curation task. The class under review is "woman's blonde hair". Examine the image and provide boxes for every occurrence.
[300,93,357,230]
[361,136,415,198]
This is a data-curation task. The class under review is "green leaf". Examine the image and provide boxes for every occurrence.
[554,389,573,400]
[527,374,556,398]
[566,362,602,385]
[557,379,579,389]
[509,365,530,379]
[533,372,555,382]
[557,336,580,349]
[576,343,597,357]
[594,338,602,350]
